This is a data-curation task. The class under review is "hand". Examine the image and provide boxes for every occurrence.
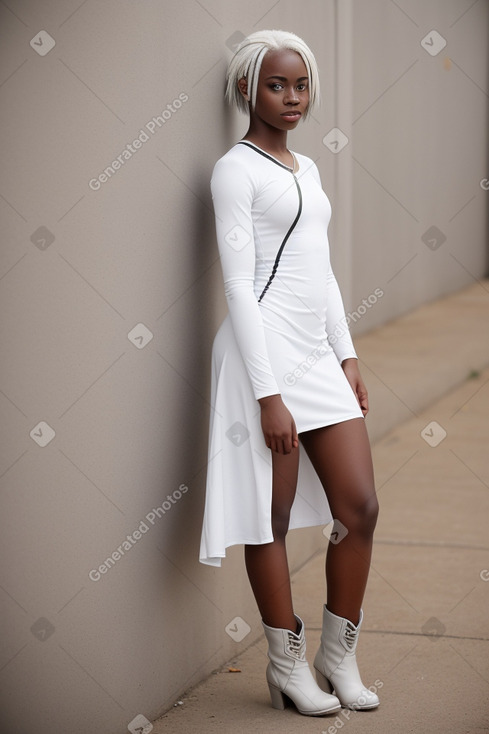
[341,358,369,416]
[258,394,299,454]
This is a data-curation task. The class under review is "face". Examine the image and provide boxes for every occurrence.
[240,48,310,131]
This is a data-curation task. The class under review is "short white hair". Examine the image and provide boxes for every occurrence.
[225,29,320,118]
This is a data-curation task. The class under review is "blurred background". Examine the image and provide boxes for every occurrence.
[0,1,487,732]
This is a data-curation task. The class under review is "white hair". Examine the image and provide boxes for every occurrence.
[225,29,320,118]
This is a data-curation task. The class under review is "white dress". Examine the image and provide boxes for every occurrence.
[199,141,363,567]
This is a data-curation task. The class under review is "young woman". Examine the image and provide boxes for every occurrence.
[199,29,380,716]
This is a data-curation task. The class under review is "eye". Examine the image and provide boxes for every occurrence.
[297,83,308,91]
[270,83,283,91]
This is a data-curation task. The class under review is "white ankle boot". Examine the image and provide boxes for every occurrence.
[262,614,341,716]
[314,605,379,710]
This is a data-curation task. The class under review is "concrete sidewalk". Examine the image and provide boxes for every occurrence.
[154,283,489,734]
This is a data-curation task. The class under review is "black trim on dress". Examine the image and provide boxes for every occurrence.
[237,141,303,303]
[237,140,294,171]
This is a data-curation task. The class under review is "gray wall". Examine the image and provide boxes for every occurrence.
[0,1,486,732]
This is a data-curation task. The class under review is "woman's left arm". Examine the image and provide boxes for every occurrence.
[312,162,369,416]
[324,264,369,416]
[341,358,369,417]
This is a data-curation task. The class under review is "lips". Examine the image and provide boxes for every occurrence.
[281,111,302,119]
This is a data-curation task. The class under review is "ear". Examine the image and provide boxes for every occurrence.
[237,77,250,101]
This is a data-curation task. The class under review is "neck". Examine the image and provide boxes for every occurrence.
[242,119,289,154]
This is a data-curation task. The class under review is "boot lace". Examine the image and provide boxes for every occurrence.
[286,633,305,660]
[343,622,358,651]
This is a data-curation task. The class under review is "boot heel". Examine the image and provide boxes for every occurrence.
[315,667,333,694]
[268,682,287,710]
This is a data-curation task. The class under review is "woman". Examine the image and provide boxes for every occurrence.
[199,29,380,716]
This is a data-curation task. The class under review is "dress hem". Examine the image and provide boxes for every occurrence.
[297,412,364,435]
[199,516,332,566]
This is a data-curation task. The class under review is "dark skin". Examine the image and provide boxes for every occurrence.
[239,49,378,631]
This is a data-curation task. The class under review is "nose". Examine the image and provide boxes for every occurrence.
[284,86,299,104]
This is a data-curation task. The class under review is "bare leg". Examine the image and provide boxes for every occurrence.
[244,446,299,631]
[299,417,379,624]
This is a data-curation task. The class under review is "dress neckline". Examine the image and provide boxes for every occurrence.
[237,140,299,173]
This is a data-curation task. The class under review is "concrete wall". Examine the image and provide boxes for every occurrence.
[0,1,486,732]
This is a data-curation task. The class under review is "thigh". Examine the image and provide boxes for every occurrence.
[299,417,376,519]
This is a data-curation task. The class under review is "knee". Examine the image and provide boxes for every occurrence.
[362,493,379,536]
[347,491,379,539]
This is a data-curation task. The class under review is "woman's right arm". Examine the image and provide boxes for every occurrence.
[258,394,299,453]
[211,155,298,454]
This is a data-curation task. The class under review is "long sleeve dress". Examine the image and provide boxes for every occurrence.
[199,140,363,567]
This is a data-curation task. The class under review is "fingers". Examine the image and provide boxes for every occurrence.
[343,364,369,417]
[267,435,291,454]
[292,419,299,450]
[265,427,299,455]
[265,433,288,454]
[357,384,369,416]
[277,429,299,454]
